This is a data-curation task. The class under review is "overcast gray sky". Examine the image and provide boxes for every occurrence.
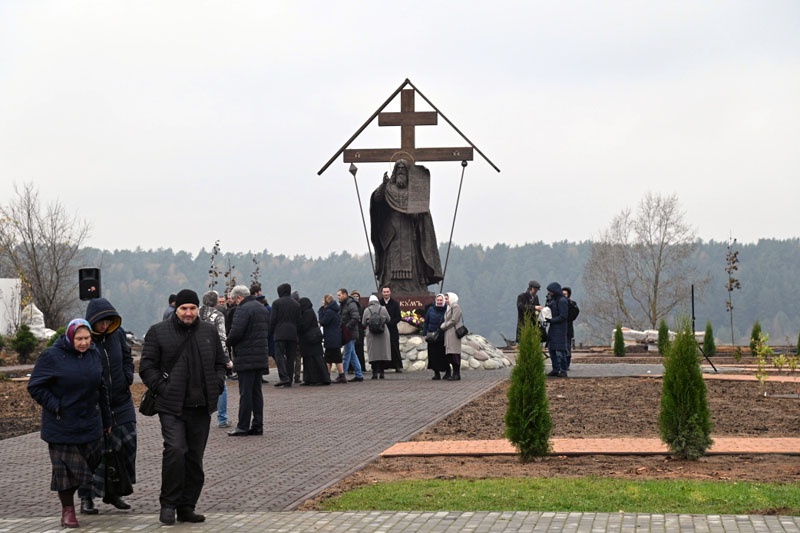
[1,1,798,258]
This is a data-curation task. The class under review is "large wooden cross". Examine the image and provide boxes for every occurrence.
[343,88,473,164]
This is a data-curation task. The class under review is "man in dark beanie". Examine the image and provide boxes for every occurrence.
[516,280,542,343]
[140,289,227,525]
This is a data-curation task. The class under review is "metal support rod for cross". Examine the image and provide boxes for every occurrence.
[349,163,379,293]
[692,284,718,373]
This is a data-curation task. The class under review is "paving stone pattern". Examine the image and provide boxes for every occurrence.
[2,362,798,532]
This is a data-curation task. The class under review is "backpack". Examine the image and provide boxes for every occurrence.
[567,299,580,322]
[368,312,386,334]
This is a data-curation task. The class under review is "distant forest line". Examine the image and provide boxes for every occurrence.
[77,239,800,348]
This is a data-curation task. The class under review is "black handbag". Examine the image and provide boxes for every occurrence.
[425,329,441,343]
[103,435,133,498]
[138,390,157,416]
[455,325,469,339]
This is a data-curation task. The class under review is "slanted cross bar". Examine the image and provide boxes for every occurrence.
[344,89,473,164]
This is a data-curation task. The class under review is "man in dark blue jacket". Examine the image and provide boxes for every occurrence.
[545,282,570,378]
[79,298,136,514]
[226,285,269,436]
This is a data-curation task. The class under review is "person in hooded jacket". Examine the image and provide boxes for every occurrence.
[424,293,449,380]
[28,318,111,529]
[318,294,344,379]
[545,281,570,378]
[362,295,392,379]
[439,292,464,381]
[269,282,301,387]
[76,298,136,514]
[297,297,331,385]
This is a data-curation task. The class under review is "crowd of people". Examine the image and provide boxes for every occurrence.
[27,277,576,528]
[516,280,580,378]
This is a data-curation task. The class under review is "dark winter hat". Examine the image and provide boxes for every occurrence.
[175,289,200,307]
[528,280,541,289]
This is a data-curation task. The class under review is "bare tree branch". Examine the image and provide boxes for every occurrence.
[0,182,90,328]
[582,192,709,340]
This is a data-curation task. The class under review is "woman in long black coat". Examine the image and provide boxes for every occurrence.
[297,297,331,385]
[424,294,449,380]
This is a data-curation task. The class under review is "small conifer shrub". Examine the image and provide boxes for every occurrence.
[659,319,713,460]
[750,321,762,356]
[11,325,38,365]
[613,323,625,357]
[703,321,716,357]
[505,319,551,461]
[657,319,670,355]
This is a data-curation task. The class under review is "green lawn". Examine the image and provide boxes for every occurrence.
[319,477,800,515]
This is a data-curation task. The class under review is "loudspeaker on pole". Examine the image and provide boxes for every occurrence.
[79,268,101,300]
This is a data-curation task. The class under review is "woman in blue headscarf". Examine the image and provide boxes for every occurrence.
[28,318,111,529]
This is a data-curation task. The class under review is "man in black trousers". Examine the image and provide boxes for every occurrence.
[380,286,403,372]
[140,289,227,525]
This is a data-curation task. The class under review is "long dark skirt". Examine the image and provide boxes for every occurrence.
[49,439,103,491]
[426,340,449,372]
[301,341,331,384]
[91,421,137,498]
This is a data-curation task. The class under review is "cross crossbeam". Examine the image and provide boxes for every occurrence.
[343,88,473,164]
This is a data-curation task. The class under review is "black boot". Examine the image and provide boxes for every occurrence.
[432,371,441,380]
[103,495,131,510]
[80,497,98,515]
[177,507,206,523]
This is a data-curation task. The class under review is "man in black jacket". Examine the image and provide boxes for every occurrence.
[516,280,542,343]
[226,285,269,436]
[337,288,364,382]
[269,282,301,387]
[380,286,403,372]
[140,289,227,525]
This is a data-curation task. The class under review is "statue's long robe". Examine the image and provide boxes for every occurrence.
[370,173,442,295]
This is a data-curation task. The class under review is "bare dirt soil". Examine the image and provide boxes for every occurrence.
[298,373,800,510]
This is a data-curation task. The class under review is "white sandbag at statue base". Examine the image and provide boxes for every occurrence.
[21,303,57,340]
[611,326,705,348]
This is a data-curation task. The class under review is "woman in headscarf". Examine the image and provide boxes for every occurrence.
[362,294,392,379]
[28,319,111,529]
[297,297,331,385]
[439,292,464,381]
[424,293,449,380]
[81,298,137,513]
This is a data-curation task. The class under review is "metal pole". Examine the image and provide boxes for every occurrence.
[439,160,467,294]
[349,164,379,292]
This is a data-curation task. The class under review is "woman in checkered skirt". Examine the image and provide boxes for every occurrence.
[28,319,111,529]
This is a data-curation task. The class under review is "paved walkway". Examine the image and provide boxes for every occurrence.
[1,362,798,532]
